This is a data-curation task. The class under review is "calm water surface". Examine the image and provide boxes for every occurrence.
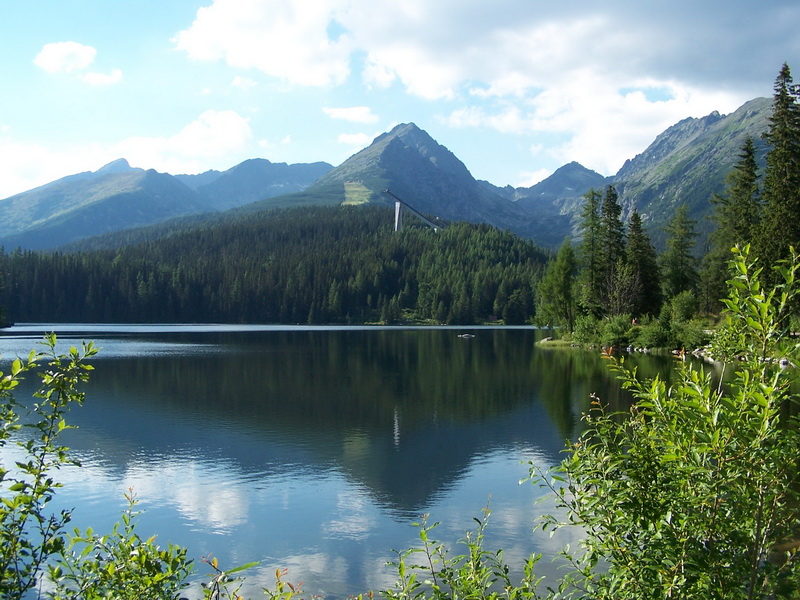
[0,325,684,598]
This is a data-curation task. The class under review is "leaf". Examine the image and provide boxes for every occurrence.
[226,561,260,575]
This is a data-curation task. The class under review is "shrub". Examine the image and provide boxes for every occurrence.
[669,289,697,322]
[630,314,669,349]
[534,245,800,598]
[0,336,97,599]
[0,335,195,600]
[599,313,633,347]
[571,314,601,344]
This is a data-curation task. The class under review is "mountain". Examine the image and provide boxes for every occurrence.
[189,158,333,210]
[481,162,609,247]
[252,123,540,239]
[0,96,775,251]
[612,97,772,245]
[0,157,333,250]
[0,161,215,250]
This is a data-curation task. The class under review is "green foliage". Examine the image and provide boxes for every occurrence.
[598,313,633,347]
[659,204,699,301]
[537,239,577,330]
[626,210,661,317]
[198,554,261,600]
[0,206,546,325]
[570,314,601,345]
[702,136,761,312]
[533,245,800,599]
[0,334,96,600]
[629,314,670,349]
[669,289,697,322]
[383,509,543,600]
[756,63,800,284]
[0,336,197,600]
[576,189,603,318]
[50,490,193,599]
[574,188,661,322]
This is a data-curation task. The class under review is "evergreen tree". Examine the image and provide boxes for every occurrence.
[660,204,699,301]
[576,188,603,316]
[757,63,800,282]
[625,210,661,317]
[502,288,529,325]
[702,136,761,311]
[598,185,627,315]
[537,239,577,330]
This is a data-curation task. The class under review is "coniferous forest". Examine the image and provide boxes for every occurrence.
[1,63,799,337]
[0,205,547,325]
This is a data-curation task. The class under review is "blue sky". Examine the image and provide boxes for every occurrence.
[0,0,798,199]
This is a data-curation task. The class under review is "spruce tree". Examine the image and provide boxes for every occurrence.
[576,188,603,316]
[626,210,661,317]
[757,63,800,281]
[660,204,698,301]
[702,136,761,311]
[598,185,626,315]
[537,238,577,330]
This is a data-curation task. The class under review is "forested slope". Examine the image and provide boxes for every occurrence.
[0,206,548,325]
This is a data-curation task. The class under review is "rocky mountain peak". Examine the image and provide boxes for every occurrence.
[95,158,140,175]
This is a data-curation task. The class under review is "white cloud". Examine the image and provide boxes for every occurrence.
[34,41,122,86]
[446,72,744,176]
[174,0,353,86]
[82,68,123,86]
[232,75,257,90]
[0,110,255,198]
[516,168,551,188]
[114,109,254,173]
[0,133,110,198]
[323,106,379,124]
[170,0,793,180]
[34,41,96,73]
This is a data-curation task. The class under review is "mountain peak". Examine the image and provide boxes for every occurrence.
[371,122,427,147]
[95,158,138,175]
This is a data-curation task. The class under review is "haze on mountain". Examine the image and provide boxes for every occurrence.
[0,158,333,250]
[0,95,773,251]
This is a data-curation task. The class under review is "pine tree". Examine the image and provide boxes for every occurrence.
[757,63,800,281]
[626,210,661,317]
[537,238,577,330]
[702,136,761,311]
[597,185,626,315]
[576,188,603,316]
[660,205,698,301]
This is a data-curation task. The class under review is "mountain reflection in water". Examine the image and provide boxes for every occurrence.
[0,325,680,598]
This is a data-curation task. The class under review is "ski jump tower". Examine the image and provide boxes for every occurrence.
[383,189,442,232]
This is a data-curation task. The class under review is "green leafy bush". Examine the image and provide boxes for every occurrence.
[0,335,97,599]
[50,490,192,599]
[534,245,800,599]
[0,335,195,600]
[669,289,697,322]
[571,314,601,345]
[629,314,669,349]
[383,509,543,600]
[599,313,633,347]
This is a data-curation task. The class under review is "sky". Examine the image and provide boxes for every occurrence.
[0,1,798,199]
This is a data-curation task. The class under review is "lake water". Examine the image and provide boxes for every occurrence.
[0,325,682,598]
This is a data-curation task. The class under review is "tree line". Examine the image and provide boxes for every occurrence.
[0,205,548,326]
[537,63,800,345]
[1,63,798,336]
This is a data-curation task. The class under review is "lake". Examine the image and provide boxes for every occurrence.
[0,324,683,598]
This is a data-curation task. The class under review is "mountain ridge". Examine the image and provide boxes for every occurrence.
[0,96,774,251]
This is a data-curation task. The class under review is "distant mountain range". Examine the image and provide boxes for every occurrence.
[0,158,333,249]
[0,96,772,251]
